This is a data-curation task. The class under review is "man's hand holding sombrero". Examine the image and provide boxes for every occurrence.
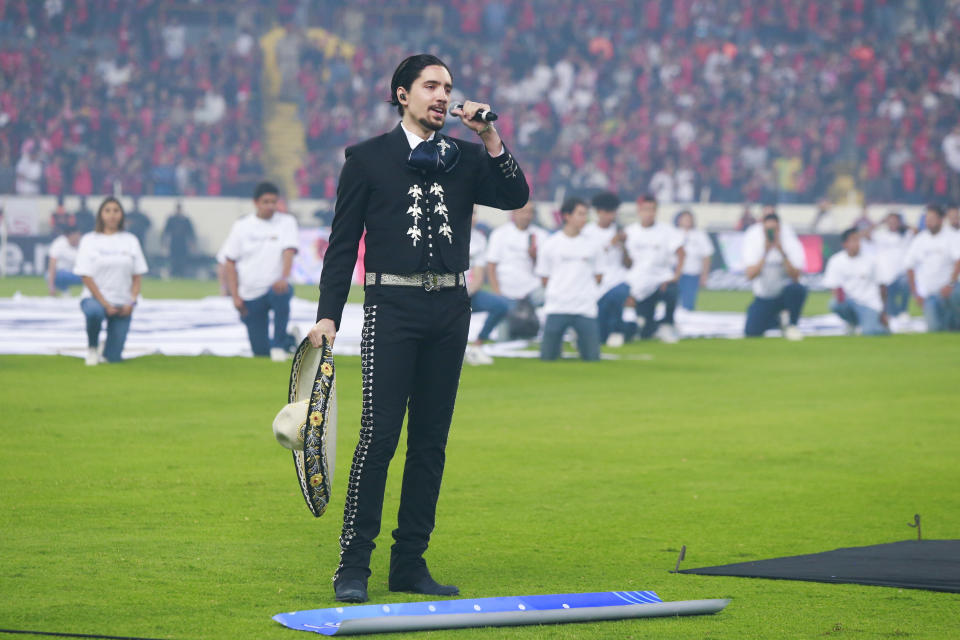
[309,318,337,348]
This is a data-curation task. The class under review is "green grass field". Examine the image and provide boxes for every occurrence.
[2,334,958,639]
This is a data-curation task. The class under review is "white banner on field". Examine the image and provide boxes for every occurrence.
[0,295,926,361]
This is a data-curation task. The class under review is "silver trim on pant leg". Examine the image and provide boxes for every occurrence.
[334,303,377,581]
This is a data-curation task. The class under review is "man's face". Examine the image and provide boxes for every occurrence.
[885,213,901,231]
[400,65,452,133]
[925,209,943,233]
[677,212,693,230]
[843,233,861,256]
[638,201,657,226]
[566,204,589,232]
[254,193,278,219]
[512,203,535,229]
[595,209,617,228]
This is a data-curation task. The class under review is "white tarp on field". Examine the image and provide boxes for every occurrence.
[0,294,926,361]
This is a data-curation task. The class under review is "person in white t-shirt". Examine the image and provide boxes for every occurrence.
[623,194,684,343]
[535,197,602,360]
[869,212,913,319]
[674,209,714,311]
[742,212,807,340]
[904,204,960,332]
[73,197,149,365]
[485,201,548,306]
[464,211,509,365]
[824,228,889,336]
[220,181,299,360]
[47,225,84,295]
[582,191,630,346]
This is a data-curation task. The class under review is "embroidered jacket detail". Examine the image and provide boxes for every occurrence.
[430,183,453,244]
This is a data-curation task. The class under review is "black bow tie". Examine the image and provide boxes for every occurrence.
[407,136,460,174]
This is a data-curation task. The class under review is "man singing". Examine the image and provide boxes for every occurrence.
[307,54,529,603]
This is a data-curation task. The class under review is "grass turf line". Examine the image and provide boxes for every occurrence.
[1,336,958,639]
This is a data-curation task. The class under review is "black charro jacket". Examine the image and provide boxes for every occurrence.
[316,123,529,328]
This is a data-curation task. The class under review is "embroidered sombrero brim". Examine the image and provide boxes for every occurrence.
[274,337,337,517]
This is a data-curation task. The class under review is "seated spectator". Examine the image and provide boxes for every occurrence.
[582,191,630,347]
[464,210,509,365]
[674,209,714,311]
[870,212,914,320]
[536,198,601,361]
[47,225,84,296]
[904,204,960,332]
[742,212,807,340]
[824,228,889,336]
[486,201,548,310]
[623,194,684,343]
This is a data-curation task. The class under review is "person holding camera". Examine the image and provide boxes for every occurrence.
[743,212,807,340]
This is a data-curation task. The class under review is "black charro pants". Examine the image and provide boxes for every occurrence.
[335,284,471,581]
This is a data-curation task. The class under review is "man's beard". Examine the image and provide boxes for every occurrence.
[418,115,445,132]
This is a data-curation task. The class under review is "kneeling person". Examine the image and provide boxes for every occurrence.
[623,194,684,343]
[220,181,299,360]
[743,212,807,340]
[536,198,602,361]
[824,228,889,335]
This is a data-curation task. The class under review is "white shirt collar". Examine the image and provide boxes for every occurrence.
[400,121,436,150]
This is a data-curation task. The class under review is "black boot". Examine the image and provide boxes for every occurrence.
[388,556,459,596]
[333,568,369,603]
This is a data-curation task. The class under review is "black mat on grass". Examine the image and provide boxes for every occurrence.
[679,540,960,593]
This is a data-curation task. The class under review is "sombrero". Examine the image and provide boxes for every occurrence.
[272,337,337,517]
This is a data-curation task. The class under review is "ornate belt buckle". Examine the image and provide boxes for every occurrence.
[422,272,439,292]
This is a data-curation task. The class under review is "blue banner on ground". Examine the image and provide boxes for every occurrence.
[273,590,671,635]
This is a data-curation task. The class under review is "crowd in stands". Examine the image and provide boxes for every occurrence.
[291,0,960,204]
[0,0,264,198]
[5,1,960,206]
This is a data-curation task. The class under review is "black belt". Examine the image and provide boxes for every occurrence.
[365,271,465,292]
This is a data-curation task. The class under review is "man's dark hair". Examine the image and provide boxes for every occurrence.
[253,181,279,200]
[591,191,621,212]
[840,227,859,243]
[637,193,657,206]
[389,54,452,116]
[925,203,945,217]
[560,197,587,216]
[763,212,780,223]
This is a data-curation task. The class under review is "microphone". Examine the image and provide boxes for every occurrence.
[451,103,498,122]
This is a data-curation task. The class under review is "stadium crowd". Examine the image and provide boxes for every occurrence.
[5,1,960,206]
[0,0,264,198]
[292,0,960,204]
